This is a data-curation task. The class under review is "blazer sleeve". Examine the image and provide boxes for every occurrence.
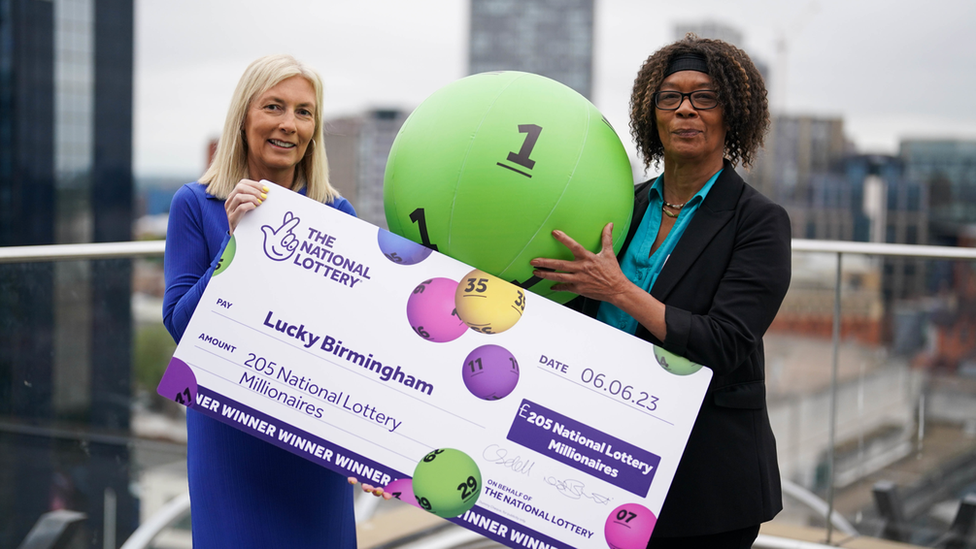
[663,197,792,377]
[162,186,228,344]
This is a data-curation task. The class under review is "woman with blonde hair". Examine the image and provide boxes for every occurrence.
[163,54,357,547]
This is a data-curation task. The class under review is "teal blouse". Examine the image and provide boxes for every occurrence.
[596,169,722,334]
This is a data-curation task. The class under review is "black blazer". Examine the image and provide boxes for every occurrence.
[574,160,791,537]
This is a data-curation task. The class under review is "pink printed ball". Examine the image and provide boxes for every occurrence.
[406,278,467,343]
[461,344,520,400]
[384,478,422,509]
[604,503,656,549]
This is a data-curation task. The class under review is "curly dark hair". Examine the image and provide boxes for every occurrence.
[630,35,769,169]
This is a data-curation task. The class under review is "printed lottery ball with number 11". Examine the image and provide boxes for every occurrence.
[412,448,481,518]
[383,71,633,304]
[462,344,520,400]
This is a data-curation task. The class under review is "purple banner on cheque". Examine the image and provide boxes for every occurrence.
[191,385,406,486]
[507,399,660,497]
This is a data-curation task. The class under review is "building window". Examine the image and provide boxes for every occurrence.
[906,225,918,245]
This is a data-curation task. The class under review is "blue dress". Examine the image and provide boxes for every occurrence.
[163,182,358,548]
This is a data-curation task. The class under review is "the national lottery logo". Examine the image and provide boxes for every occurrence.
[260,210,371,289]
[261,211,301,262]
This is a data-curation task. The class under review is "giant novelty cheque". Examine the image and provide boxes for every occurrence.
[159,188,712,549]
[159,71,713,549]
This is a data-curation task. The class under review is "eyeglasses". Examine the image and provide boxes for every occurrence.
[653,90,720,111]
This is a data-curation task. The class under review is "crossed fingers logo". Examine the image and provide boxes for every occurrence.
[261,211,301,262]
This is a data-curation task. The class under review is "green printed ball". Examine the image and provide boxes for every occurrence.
[213,235,236,276]
[412,448,482,518]
[383,71,634,303]
[653,346,702,376]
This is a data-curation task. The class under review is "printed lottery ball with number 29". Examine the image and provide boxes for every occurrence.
[411,448,481,518]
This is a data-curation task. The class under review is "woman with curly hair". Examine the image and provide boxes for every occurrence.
[532,36,791,548]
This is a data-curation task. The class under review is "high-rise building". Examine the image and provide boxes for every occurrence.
[468,0,594,99]
[900,139,976,245]
[0,0,135,546]
[898,140,976,370]
[754,116,930,346]
[898,140,976,362]
[751,115,849,207]
[767,154,928,347]
[845,155,929,306]
[324,109,409,228]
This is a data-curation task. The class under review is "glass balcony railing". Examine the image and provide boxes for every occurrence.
[2,239,975,549]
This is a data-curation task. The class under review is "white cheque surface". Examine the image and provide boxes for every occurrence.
[160,187,712,549]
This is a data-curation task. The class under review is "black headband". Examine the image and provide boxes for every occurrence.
[664,52,709,77]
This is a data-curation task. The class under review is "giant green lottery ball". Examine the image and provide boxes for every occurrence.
[412,448,482,518]
[383,71,634,303]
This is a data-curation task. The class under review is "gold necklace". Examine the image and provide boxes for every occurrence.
[662,200,686,218]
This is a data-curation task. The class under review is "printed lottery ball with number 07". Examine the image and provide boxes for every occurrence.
[383,71,633,304]
[406,278,467,343]
[605,503,656,549]
[462,344,520,400]
[454,269,525,335]
[411,448,482,518]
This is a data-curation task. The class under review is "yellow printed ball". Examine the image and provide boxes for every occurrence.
[454,269,526,335]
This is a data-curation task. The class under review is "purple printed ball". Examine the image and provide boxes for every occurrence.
[461,344,520,400]
[384,478,422,509]
[378,228,433,265]
[604,503,656,549]
[406,278,467,343]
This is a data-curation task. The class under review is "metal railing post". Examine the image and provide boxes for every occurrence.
[824,252,842,545]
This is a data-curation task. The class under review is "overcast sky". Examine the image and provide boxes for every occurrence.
[133,0,976,179]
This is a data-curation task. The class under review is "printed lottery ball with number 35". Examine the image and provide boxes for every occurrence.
[455,269,525,335]
[383,71,634,303]
[412,448,481,518]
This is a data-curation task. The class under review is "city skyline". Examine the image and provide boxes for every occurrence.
[134,0,976,179]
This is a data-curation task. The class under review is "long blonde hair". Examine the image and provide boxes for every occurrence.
[201,54,340,204]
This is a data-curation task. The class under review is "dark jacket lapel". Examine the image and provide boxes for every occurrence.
[650,161,743,302]
[617,179,652,259]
